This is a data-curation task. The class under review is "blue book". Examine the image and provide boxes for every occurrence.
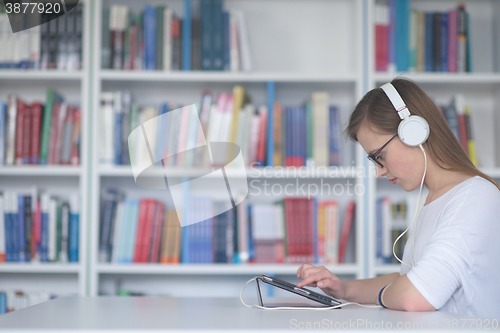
[0,102,6,165]
[183,0,192,70]
[440,13,448,72]
[395,0,409,72]
[223,12,230,70]
[247,205,254,262]
[154,103,169,163]
[285,107,291,164]
[424,12,434,72]
[465,12,472,72]
[212,0,224,70]
[0,292,6,315]
[201,0,213,70]
[4,194,12,262]
[144,5,157,70]
[376,198,383,262]
[40,197,49,262]
[68,197,79,263]
[11,195,20,262]
[126,200,140,263]
[266,81,275,167]
[299,107,307,165]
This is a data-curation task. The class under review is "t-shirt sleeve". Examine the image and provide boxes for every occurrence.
[406,225,473,309]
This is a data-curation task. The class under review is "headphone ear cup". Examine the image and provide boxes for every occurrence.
[398,115,430,146]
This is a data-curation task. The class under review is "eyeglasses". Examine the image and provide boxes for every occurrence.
[367,134,398,168]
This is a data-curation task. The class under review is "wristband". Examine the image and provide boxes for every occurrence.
[378,284,391,309]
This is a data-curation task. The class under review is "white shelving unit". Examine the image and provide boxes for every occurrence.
[3,0,499,299]
[0,0,91,297]
[367,0,500,278]
[89,0,366,297]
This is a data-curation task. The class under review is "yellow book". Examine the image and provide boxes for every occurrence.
[273,102,282,166]
[228,85,245,161]
[465,106,478,167]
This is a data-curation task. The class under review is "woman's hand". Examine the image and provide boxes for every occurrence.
[296,264,347,300]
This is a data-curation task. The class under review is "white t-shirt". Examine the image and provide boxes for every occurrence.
[400,176,500,319]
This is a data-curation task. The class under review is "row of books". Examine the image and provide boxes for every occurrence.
[0,4,83,70]
[0,290,55,315]
[101,87,342,168]
[376,198,412,264]
[0,90,81,166]
[99,191,356,265]
[437,94,478,166]
[0,190,79,263]
[374,1,471,72]
[102,0,251,71]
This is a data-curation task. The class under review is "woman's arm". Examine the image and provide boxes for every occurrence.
[342,272,400,304]
[380,274,436,311]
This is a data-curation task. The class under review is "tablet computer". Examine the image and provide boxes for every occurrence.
[255,274,342,308]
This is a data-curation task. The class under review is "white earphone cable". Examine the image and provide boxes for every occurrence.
[240,277,381,310]
[392,144,427,268]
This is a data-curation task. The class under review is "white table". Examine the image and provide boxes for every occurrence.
[0,296,496,332]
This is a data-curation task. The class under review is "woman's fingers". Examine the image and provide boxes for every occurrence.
[295,268,334,288]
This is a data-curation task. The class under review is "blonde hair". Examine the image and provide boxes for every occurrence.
[345,78,500,191]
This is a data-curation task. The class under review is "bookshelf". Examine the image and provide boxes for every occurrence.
[367,0,500,277]
[0,0,91,298]
[2,0,499,302]
[88,0,366,297]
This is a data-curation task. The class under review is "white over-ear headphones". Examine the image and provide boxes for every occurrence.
[381,82,430,146]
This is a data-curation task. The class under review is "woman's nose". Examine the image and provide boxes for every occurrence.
[376,165,388,178]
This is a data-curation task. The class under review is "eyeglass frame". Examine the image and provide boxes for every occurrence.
[367,134,398,168]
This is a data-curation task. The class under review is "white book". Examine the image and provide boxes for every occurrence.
[312,92,329,167]
[117,200,130,263]
[166,107,180,167]
[325,203,339,264]
[233,10,252,72]
[28,13,41,69]
[48,198,57,262]
[0,14,7,66]
[111,201,124,263]
[381,197,392,262]
[126,200,139,263]
[248,109,261,166]
[0,194,5,260]
[100,92,114,166]
[237,200,248,263]
[139,106,158,167]
[163,8,173,71]
[229,11,240,72]
[183,105,200,168]
[6,95,17,166]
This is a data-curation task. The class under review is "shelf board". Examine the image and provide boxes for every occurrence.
[98,165,358,179]
[0,166,82,176]
[99,70,358,83]
[97,263,360,275]
[0,70,83,81]
[374,72,500,84]
[0,263,81,273]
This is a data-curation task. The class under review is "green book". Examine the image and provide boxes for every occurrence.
[55,200,63,262]
[156,6,165,70]
[40,89,63,165]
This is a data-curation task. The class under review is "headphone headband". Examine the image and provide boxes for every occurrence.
[380,83,410,120]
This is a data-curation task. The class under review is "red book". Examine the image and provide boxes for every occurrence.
[30,103,43,164]
[133,199,150,263]
[284,198,295,263]
[457,113,468,154]
[48,102,60,165]
[140,200,156,262]
[447,9,458,72]
[338,201,356,264]
[22,105,32,164]
[70,108,81,166]
[149,202,164,263]
[375,5,389,72]
[128,23,137,70]
[15,99,26,165]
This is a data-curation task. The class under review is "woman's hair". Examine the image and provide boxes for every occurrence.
[345,78,500,191]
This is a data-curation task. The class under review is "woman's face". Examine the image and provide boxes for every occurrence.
[357,123,425,192]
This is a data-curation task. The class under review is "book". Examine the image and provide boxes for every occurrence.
[338,200,355,264]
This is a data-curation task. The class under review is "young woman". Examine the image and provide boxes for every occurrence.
[296,78,500,318]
